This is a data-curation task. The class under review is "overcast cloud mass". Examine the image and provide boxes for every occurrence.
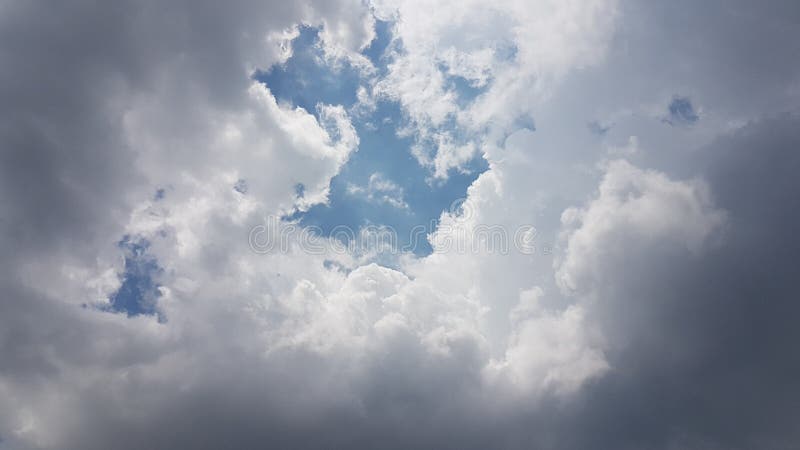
[1,0,800,449]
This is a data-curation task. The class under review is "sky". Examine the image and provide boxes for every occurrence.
[0,1,799,449]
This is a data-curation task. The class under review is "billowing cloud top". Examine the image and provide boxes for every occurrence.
[1,0,800,449]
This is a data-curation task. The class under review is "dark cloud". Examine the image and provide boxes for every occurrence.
[9,118,798,450]
[556,114,800,449]
[1,0,800,449]
[0,0,310,259]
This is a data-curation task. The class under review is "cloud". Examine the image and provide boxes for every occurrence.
[1,0,800,449]
[555,159,726,294]
[347,172,409,209]
[372,0,619,177]
[544,115,800,449]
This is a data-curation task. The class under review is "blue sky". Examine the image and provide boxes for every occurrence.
[105,236,163,319]
[110,23,489,315]
[257,24,487,255]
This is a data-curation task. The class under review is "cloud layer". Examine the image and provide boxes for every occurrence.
[1,1,800,449]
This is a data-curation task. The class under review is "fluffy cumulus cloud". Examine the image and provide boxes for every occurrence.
[2,0,800,449]
[371,0,618,178]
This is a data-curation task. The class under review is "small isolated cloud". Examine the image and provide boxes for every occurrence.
[347,172,409,209]
[664,95,700,126]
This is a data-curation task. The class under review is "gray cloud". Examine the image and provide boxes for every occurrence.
[551,115,800,450]
[1,1,800,449]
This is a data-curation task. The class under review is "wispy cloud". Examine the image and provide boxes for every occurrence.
[346,172,409,209]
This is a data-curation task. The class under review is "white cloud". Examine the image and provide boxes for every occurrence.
[555,160,727,295]
[371,0,618,177]
[347,172,409,209]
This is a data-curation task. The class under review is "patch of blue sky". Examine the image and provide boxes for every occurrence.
[154,187,166,201]
[104,236,164,320]
[435,56,495,109]
[665,95,699,126]
[362,19,394,74]
[259,22,489,256]
[438,39,516,108]
[446,74,487,108]
[299,101,487,255]
[494,40,519,62]
[587,120,612,136]
[255,26,362,117]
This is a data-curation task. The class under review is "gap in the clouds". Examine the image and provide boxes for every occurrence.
[255,25,361,117]
[257,22,488,257]
[447,74,486,108]
[362,18,393,75]
[436,61,492,109]
[664,95,700,126]
[297,100,488,256]
[102,236,164,321]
